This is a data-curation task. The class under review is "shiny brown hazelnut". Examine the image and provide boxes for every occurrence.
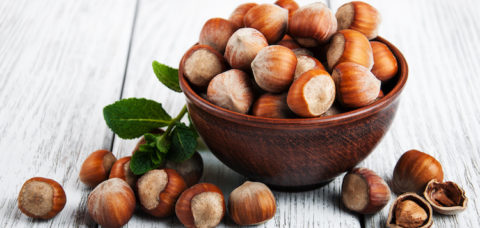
[276,34,301,50]
[287,69,336,117]
[87,178,136,228]
[18,177,66,219]
[252,93,293,118]
[387,193,433,228]
[423,179,467,215]
[251,45,297,93]
[108,156,136,188]
[165,151,204,187]
[224,28,268,70]
[392,149,444,194]
[288,2,337,47]
[229,181,276,225]
[244,3,288,44]
[228,3,258,29]
[199,18,236,53]
[327,29,373,70]
[370,41,398,82]
[175,183,226,228]
[137,168,187,217]
[332,62,380,108]
[336,1,381,40]
[341,168,391,214]
[206,69,254,114]
[181,44,227,87]
[79,149,117,188]
[294,55,325,80]
[274,0,299,20]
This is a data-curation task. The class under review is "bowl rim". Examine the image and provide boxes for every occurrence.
[179,36,408,127]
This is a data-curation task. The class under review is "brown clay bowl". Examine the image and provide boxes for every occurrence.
[179,37,408,191]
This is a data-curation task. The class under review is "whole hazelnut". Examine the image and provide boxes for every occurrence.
[292,48,314,57]
[332,62,380,108]
[244,3,288,44]
[287,69,336,117]
[276,34,301,50]
[206,69,254,114]
[288,2,337,47]
[274,0,299,20]
[387,193,433,228]
[251,45,297,93]
[175,183,226,228]
[341,168,391,214]
[252,93,293,119]
[327,29,373,70]
[108,156,136,188]
[79,149,117,188]
[392,149,444,194]
[181,44,227,87]
[87,178,136,228]
[224,28,268,70]
[165,151,204,187]
[18,177,66,219]
[370,41,398,82]
[228,3,258,29]
[229,181,276,225]
[199,18,236,53]
[294,55,325,80]
[336,1,381,40]
[136,168,187,217]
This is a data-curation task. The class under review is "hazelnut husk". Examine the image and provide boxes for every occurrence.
[387,193,433,228]
[423,179,468,215]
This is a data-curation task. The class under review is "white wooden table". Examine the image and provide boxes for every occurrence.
[1,0,479,227]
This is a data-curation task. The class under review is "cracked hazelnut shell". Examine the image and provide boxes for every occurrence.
[387,193,433,228]
[423,179,467,215]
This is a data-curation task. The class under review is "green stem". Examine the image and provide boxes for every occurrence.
[164,105,188,135]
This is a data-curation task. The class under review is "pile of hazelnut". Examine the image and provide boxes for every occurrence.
[341,150,467,228]
[182,0,398,118]
[17,144,278,227]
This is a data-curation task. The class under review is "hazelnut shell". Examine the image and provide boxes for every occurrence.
[181,44,227,87]
[79,149,117,188]
[423,179,468,215]
[371,41,398,82]
[224,28,268,70]
[327,29,373,70]
[228,181,276,225]
[199,18,236,53]
[252,93,293,119]
[228,3,258,29]
[109,156,137,188]
[387,193,433,228]
[244,4,288,44]
[336,1,381,39]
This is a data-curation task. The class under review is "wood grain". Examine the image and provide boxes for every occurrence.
[329,0,480,227]
[0,0,136,227]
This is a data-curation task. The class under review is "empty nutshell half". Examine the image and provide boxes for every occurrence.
[423,179,467,215]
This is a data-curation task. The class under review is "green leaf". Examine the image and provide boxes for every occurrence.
[130,146,158,175]
[152,61,182,92]
[188,113,199,138]
[167,123,198,162]
[156,134,171,154]
[103,98,172,139]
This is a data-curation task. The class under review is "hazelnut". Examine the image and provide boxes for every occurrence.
[229,181,276,225]
[244,4,288,44]
[224,28,268,70]
[321,104,343,117]
[206,69,254,114]
[387,193,433,228]
[336,1,381,40]
[370,41,398,82]
[292,48,314,57]
[252,93,293,118]
[274,0,299,20]
[294,55,325,80]
[175,183,226,228]
[276,34,301,50]
[137,168,187,217]
[341,168,391,214]
[109,156,136,188]
[181,44,227,87]
[287,69,335,117]
[392,149,444,194]
[288,2,337,47]
[251,45,297,93]
[165,151,204,187]
[199,18,236,53]
[423,179,467,215]
[17,177,66,219]
[79,149,117,188]
[228,3,258,29]
[87,178,136,228]
[327,29,373,70]
[332,62,380,108]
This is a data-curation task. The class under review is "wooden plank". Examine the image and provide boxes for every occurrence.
[0,0,136,227]
[328,0,480,227]
[114,0,360,227]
